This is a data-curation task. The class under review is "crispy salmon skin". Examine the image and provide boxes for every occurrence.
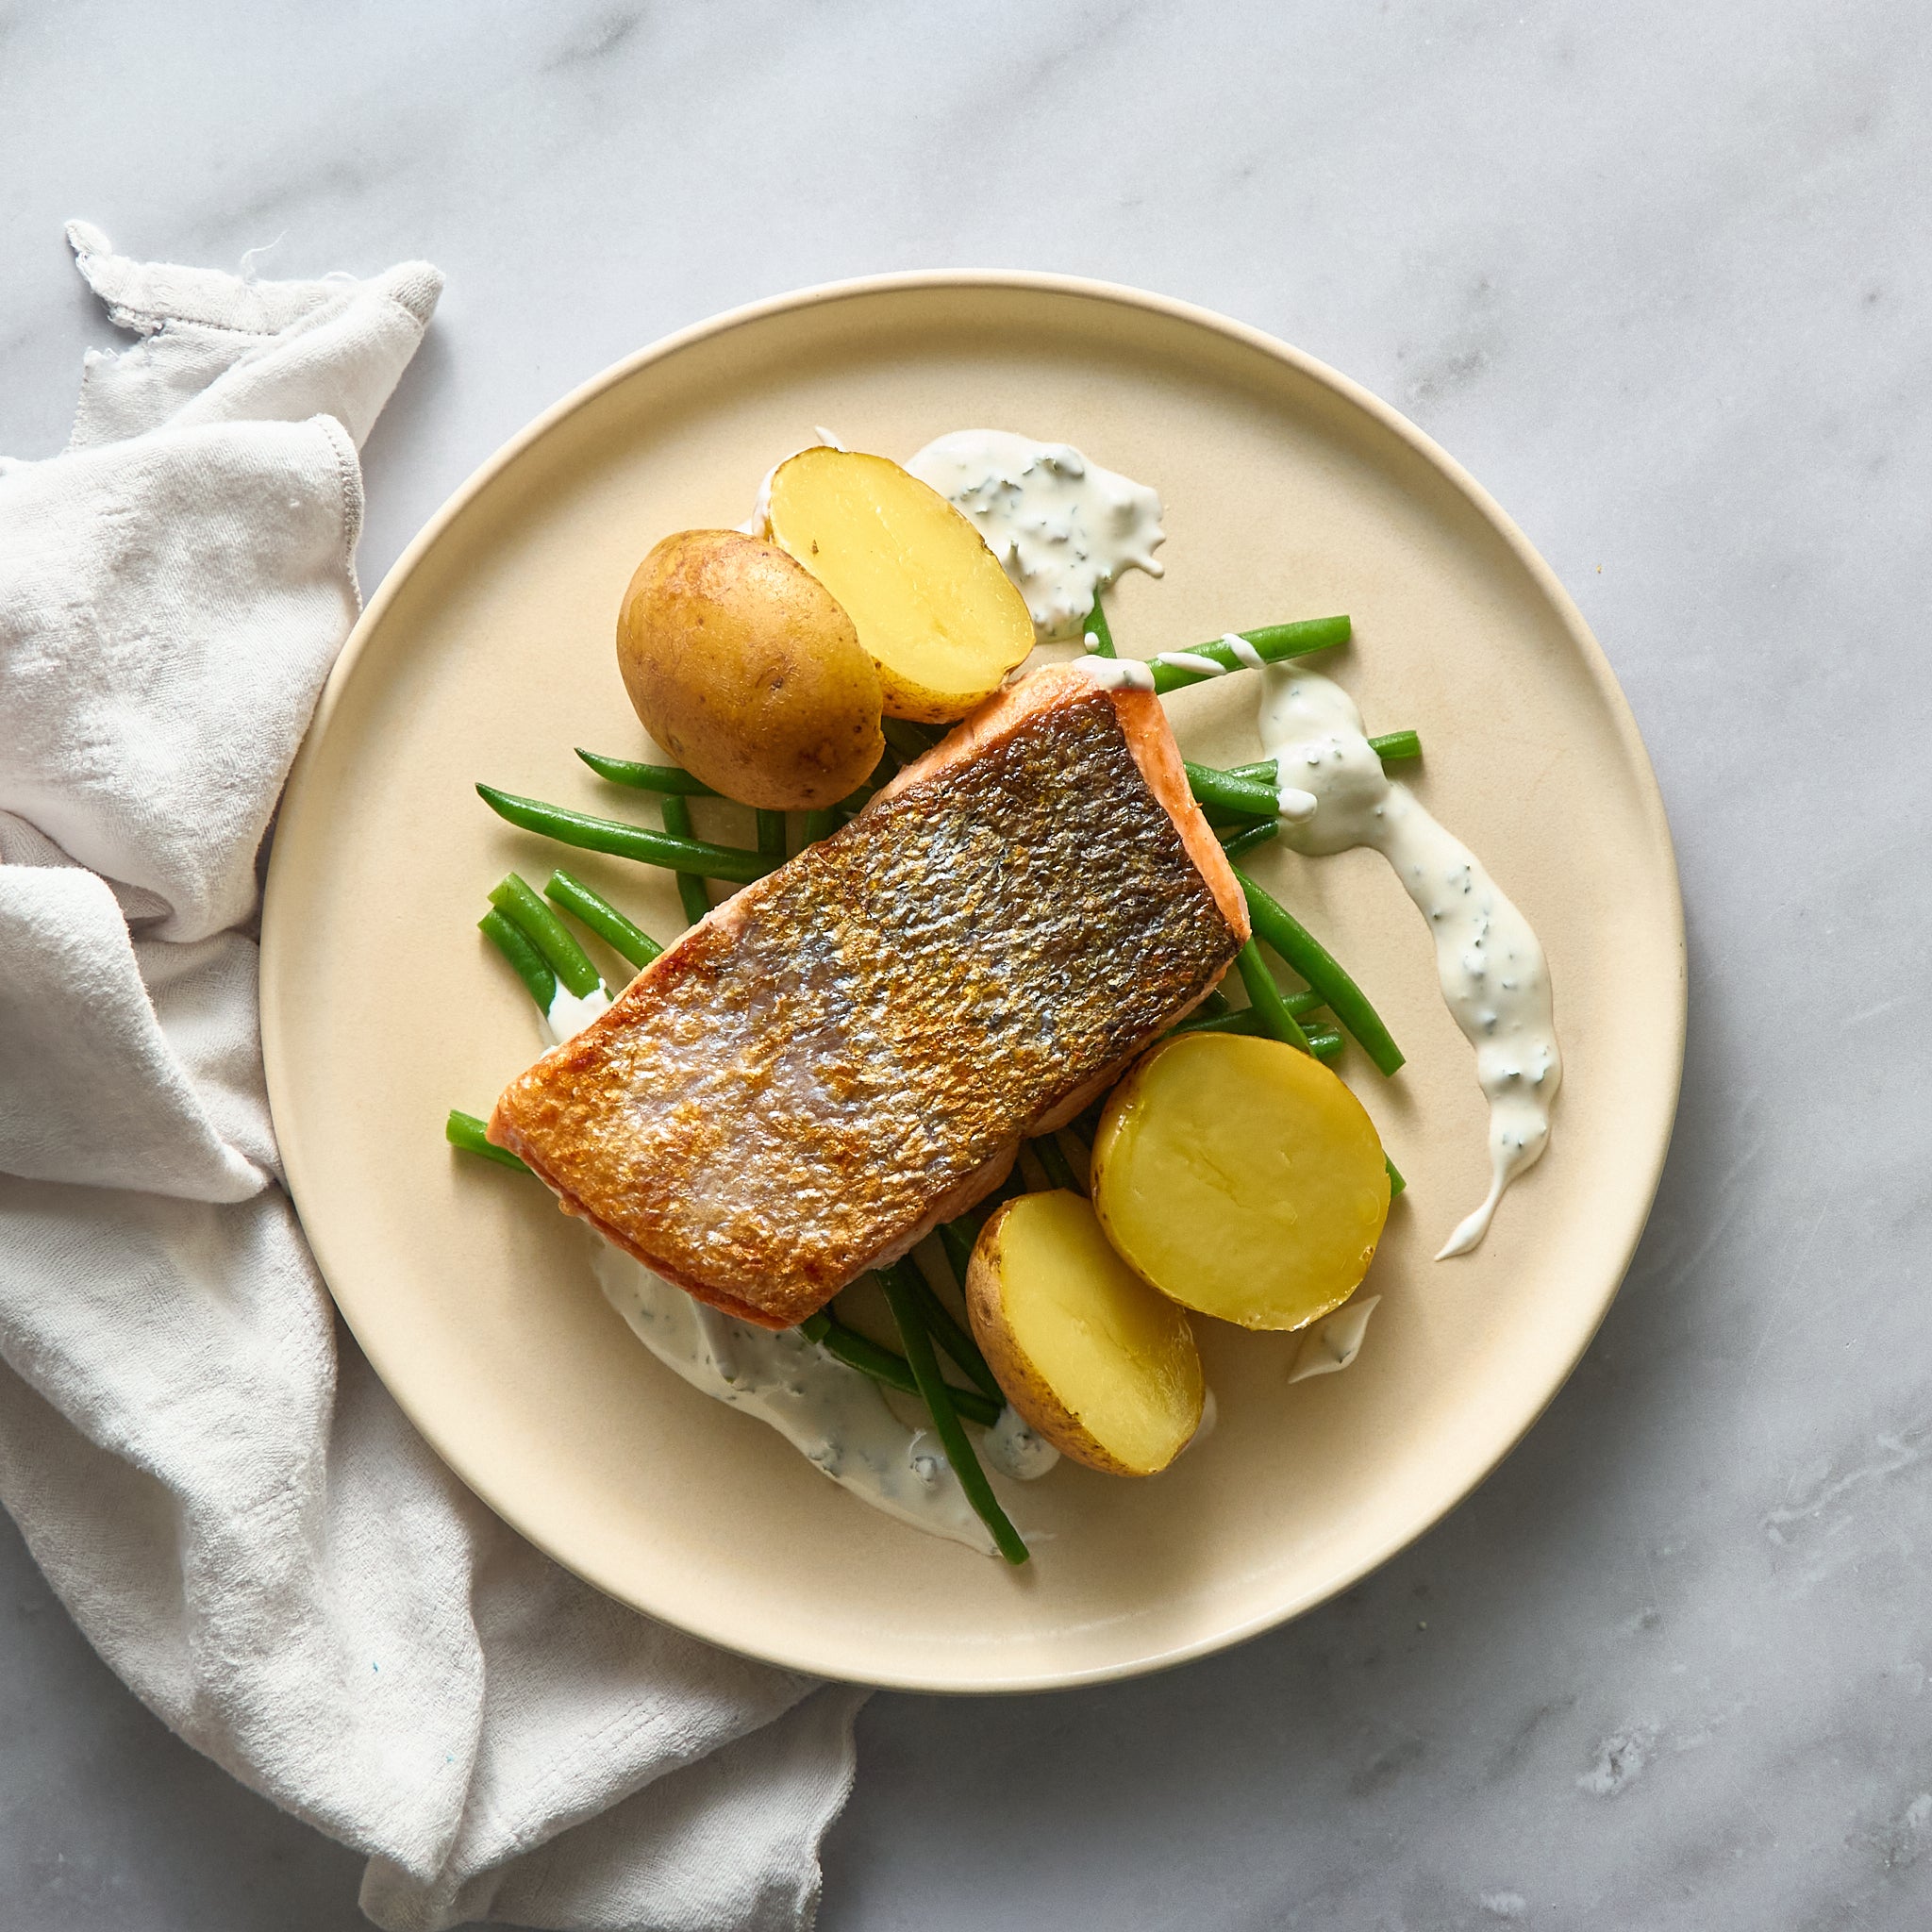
[491,664,1248,1327]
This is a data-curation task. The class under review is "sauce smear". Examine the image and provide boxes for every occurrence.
[1257,667,1561,1257]
[907,430,1164,640]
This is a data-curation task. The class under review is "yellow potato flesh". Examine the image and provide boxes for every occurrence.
[1092,1033,1391,1331]
[766,448,1036,722]
[968,1191,1204,1476]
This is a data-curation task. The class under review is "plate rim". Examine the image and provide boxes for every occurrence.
[263,270,1687,1691]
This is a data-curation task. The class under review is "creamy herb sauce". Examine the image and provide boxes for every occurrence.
[1141,634,1264,681]
[541,982,611,1044]
[1287,1295,1380,1383]
[982,1403,1059,1481]
[1151,650,1224,678]
[906,430,1164,640]
[526,974,1048,1549]
[1257,667,1561,1257]
[529,984,1044,1553]
[1274,783,1319,824]
[592,1245,1001,1555]
[1187,1385,1220,1448]
[1074,656,1157,693]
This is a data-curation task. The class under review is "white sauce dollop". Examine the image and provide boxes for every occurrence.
[982,1405,1060,1482]
[906,430,1164,640]
[1074,656,1157,693]
[1186,1385,1219,1449]
[1152,650,1225,679]
[1287,1296,1381,1382]
[541,981,610,1043]
[593,1246,1002,1555]
[1257,666,1561,1257]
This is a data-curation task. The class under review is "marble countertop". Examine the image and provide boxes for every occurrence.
[6,1,1931,1925]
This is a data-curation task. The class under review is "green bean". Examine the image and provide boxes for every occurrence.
[1369,730,1422,764]
[1014,1141,1054,1193]
[838,747,898,814]
[881,719,936,763]
[479,908,554,1009]
[1186,762,1282,820]
[1149,615,1350,694]
[1200,802,1269,831]
[489,873,603,998]
[1084,595,1118,658]
[1178,983,1323,1035]
[575,750,718,796]
[877,1267,1027,1564]
[655,792,716,924]
[1218,819,1280,862]
[798,1307,1002,1427]
[1055,1135,1096,1206]
[1030,1131,1084,1195]
[1223,730,1419,786]
[1232,867,1406,1076]
[1174,1008,1267,1038]
[987,1169,1029,1218]
[476,785,776,883]
[543,871,661,971]
[939,1174,1024,1276]
[1235,939,1313,1053]
[1385,1155,1407,1196]
[1306,1024,1344,1061]
[897,1262,1004,1407]
[801,1307,999,1424]
[1199,987,1233,1019]
[801,807,844,843]
[756,809,788,861]
[939,1217,977,1288]
[445,1108,532,1174]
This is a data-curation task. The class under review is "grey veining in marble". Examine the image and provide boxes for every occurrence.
[5,0,1932,1925]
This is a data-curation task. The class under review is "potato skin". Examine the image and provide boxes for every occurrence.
[616,528,883,811]
[965,1198,1149,1477]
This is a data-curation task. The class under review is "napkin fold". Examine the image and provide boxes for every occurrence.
[0,225,863,1932]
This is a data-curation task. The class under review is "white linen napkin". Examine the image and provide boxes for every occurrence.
[0,224,865,1932]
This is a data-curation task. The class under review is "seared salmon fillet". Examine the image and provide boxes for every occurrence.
[490,663,1249,1328]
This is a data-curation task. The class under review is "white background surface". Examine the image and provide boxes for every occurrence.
[4,1,1931,1925]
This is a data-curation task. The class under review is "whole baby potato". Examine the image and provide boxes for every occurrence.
[616,528,884,811]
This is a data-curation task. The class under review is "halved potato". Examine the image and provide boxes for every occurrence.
[966,1191,1204,1476]
[616,528,883,810]
[766,447,1036,722]
[1091,1032,1391,1331]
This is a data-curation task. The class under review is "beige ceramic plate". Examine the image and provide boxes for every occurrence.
[262,275,1684,1691]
